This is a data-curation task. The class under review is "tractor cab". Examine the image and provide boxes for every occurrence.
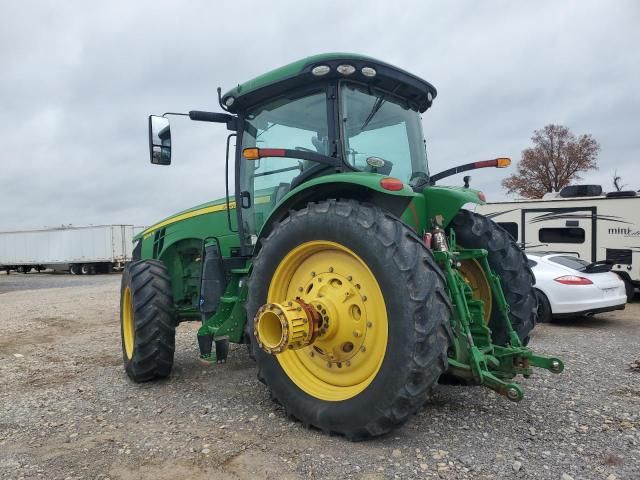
[221,53,437,249]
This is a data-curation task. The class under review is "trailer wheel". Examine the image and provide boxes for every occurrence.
[120,260,176,382]
[247,200,451,440]
[69,264,79,275]
[80,264,94,275]
[451,209,536,345]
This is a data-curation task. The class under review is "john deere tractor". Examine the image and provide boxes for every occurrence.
[121,53,563,440]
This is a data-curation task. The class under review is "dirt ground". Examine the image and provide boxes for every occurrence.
[0,272,638,480]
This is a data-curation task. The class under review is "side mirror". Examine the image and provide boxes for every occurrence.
[148,115,171,165]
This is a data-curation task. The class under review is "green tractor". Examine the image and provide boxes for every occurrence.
[121,53,563,440]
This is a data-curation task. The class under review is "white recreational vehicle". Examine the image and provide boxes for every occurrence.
[475,185,639,300]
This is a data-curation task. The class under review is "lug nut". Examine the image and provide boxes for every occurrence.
[328,266,334,272]
[367,321,372,328]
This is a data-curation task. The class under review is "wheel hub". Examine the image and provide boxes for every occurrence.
[256,240,389,401]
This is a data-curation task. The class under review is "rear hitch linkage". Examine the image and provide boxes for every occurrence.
[430,227,564,402]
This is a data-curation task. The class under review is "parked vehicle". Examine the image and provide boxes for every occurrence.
[527,252,627,322]
[119,53,563,441]
[0,225,135,274]
[475,185,640,301]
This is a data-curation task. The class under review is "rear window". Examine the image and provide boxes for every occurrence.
[548,255,590,272]
[539,227,585,244]
[497,222,518,241]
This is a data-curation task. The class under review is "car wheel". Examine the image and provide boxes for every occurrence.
[535,290,552,323]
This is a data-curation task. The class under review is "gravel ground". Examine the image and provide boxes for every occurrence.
[0,273,638,479]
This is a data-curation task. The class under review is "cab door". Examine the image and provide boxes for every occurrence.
[523,207,595,261]
[236,87,333,251]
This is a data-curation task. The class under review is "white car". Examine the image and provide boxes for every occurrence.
[526,252,627,322]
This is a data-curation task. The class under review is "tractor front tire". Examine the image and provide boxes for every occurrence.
[451,209,536,345]
[247,200,451,440]
[120,260,176,382]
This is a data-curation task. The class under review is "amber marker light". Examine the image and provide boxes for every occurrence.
[496,157,511,168]
[243,148,260,160]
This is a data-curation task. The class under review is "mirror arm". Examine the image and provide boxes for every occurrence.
[188,111,237,131]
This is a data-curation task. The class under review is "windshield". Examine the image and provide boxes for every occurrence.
[340,82,428,183]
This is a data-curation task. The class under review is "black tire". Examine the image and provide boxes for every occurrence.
[246,199,452,440]
[622,277,635,303]
[120,260,176,382]
[69,264,79,275]
[451,210,536,345]
[535,289,552,323]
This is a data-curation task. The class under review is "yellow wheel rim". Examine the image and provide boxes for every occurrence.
[458,259,492,323]
[267,241,388,401]
[122,287,135,359]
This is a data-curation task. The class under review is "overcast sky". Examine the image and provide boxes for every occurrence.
[2,0,639,230]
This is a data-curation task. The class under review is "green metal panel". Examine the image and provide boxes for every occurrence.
[257,172,416,239]
[223,53,382,101]
[421,186,485,228]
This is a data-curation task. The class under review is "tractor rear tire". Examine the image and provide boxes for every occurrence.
[247,199,451,440]
[451,209,536,345]
[120,260,176,382]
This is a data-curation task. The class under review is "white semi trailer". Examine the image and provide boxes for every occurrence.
[0,225,136,274]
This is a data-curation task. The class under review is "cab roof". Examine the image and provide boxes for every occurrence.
[222,53,437,114]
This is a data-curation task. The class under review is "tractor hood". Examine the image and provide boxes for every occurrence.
[134,197,233,241]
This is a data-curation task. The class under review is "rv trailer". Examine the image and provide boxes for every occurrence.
[475,185,639,300]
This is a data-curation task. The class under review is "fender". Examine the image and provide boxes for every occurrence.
[257,172,416,243]
[421,186,485,229]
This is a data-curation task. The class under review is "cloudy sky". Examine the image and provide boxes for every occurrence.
[2,0,638,230]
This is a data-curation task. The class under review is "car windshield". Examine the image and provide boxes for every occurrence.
[548,255,590,272]
[340,82,428,183]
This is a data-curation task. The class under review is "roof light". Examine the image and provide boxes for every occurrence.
[361,66,376,77]
[554,275,593,285]
[380,177,404,191]
[337,64,356,75]
[224,96,235,107]
[311,65,330,76]
[427,92,433,102]
[477,191,486,202]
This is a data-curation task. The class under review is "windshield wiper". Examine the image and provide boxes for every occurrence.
[360,96,385,131]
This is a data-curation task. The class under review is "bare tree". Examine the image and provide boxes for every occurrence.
[612,171,626,192]
[502,124,600,198]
